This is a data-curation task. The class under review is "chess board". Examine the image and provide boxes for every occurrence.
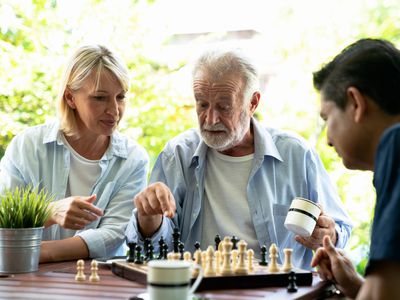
[111,261,313,291]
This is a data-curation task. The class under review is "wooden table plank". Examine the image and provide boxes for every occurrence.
[0,260,337,300]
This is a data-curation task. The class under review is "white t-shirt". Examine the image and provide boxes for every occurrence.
[59,134,102,239]
[201,148,259,254]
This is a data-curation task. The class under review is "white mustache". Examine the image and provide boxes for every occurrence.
[202,123,228,132]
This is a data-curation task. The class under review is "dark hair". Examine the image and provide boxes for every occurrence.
[313,38,400,114]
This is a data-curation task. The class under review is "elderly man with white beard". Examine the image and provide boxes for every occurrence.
[125,49,352,270]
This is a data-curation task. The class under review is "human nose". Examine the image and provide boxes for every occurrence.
[106,98,119,117]
[205,108,219,126]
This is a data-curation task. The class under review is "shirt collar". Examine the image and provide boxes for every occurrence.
[42,120,128,160]
[190,117,283,167]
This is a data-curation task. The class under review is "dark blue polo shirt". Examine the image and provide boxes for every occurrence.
[369,123,400,267]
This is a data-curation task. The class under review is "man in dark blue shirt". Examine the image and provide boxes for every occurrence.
[311,38,400,300]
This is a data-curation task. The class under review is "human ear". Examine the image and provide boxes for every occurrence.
[64,88,76,109]
[249,91,260,114]
[347,87,367,123]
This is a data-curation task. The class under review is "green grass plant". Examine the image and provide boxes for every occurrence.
[0,186,53,228]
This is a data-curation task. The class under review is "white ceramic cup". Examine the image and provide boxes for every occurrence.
[284,197,321,237]
[147,260,203,300]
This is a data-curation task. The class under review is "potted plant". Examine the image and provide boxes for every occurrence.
[0,185,53,274]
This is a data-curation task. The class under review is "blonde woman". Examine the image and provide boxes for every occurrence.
[0,45,149,262]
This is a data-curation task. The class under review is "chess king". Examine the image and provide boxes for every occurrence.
[126,49,352,270]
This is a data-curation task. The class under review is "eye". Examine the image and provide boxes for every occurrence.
[196,101,208,109]
[92,96,106,101]
[117,94,126,102]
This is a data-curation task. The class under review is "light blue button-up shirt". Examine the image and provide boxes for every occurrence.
[0,121,149,258]
[126,118,352,269]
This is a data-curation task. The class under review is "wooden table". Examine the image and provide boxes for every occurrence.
[0,260,342,300]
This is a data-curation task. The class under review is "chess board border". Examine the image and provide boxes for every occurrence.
[111,261,313,291]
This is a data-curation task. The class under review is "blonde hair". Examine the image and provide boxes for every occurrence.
[57,45,130,136]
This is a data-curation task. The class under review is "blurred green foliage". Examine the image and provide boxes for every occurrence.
[1,0,400,275]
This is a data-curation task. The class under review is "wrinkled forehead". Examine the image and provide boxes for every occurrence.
[193,70,244,93]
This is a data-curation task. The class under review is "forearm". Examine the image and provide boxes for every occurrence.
[40,236,89,263]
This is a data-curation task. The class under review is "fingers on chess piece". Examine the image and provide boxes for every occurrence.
[89,260,100,282]
[75,259,86,281]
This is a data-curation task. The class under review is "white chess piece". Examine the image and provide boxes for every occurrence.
[268,243,279,273]
[192,249,202,277]
[204,246,216,276]
[221,236,233,275]
[215,250,222,275]
[231,249,238,270]
[281,248,293,272]
[183,251,192,261]
[75,259,86,281]
[234,240,248,275]
[247,249,254,273]
[89,260,100,282]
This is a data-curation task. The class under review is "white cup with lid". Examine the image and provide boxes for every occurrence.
[147,260,203,300]
[284,197,321,237]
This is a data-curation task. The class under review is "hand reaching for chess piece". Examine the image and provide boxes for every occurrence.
[311,236,363,298]
[134,182,177,237]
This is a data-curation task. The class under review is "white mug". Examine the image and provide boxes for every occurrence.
[147,260,203,300]
[284,197,321,237]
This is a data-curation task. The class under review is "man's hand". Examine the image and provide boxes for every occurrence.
[295,205,336,249]
[134,182,176,237]
[311,236,363,299]
[45,195,103,230]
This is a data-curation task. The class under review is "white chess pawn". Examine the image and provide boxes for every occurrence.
[89,260,100,282]
[268,243,279,273]
[247,249,254,273]
[215,250,222,275]
[75,259,86,281]
[201,251,207,271]
[192,249,202,277]
[183,251,192,262]
[281,248,293,272]
[231,249,238,270]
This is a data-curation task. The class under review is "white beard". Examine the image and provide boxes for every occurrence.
[200,110,250,151]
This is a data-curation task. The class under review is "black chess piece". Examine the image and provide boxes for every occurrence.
[157,236,165,260]
[194,241,201,252]
[178,242,185,260]
[144,238,152,254]
[172,227,181,253]
[214,234,221,250]
[259,245,268,266]
[146,244,154,261]
[126,242,137,262]
[231,236,239,250]
[287,271,298,293]
[162,243,168,260]
[134,245,144,264]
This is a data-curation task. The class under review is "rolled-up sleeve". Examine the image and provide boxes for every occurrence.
[306,148,353,249]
